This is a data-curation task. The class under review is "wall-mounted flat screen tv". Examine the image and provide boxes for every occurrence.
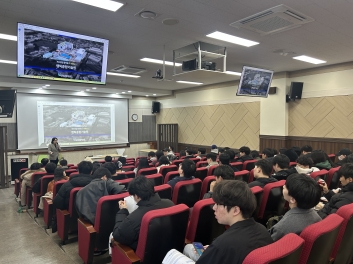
[236,66,274,97]
[17,23,109,85]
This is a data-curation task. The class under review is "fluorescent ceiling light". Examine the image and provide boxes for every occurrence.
[146,95,149,97]
[92,87,97,89]
[71,0,124,12]
[225,71,241,76]
[0,59,17,64]
[45,84,50,87]
[107,72,140,78]
[141,58,182,67]
[153,94,156,96]
[206,31,259,47]
[122,92,126,94]
[0,33,17,41]
[293,55,326,64]
[128,91,131,93]
[177,81,203,85]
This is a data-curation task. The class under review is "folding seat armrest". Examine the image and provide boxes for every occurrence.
[112,241,141,264]
[77,218,97,264]
[56,209,70,243]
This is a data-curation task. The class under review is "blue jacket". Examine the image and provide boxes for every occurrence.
[167,176,195,190]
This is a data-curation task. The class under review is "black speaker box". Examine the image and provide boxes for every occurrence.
[289,82,304,100]
[152,101,160,113]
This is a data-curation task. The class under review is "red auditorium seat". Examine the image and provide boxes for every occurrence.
[111,204,190,264]
[43,180,67,229]
[159,165,178,178]
[154,184,172,200]
[243,233,304,264]
[330,203,353,264]
[122,165,135,172]
[112,171,135,180]
[327,167,340,189]
[164,171,179,184]
[299,214,343,264]
[14,168,29,197]
[26,171,48,209]
[310,169,329,181]
[248,169,255,183]
[77,192,130,264]
[67,164,75,167]
[289,161,297,168]
[137,167,157,176]
[234,170,249,182]
[70,171,79,177]
[207,165,219,176]
[200,176,216,199]
[145,173,163,186]
[172,178,202,208]
[69,165,78,170]
[327,153,336,163]
[186,198,225,245]
[64,169,77,176]
[195,167,208,181]
[250,186,263,218]
[172,159,183,167]
[243,160,256,171]
[115,178,133,189]
[230,161,243,171]
[187,157,200,163]
[33,175,54,217]
[196,161,208,168]
[56,187,82,244]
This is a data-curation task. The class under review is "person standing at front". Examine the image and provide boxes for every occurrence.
[48,137,61,164]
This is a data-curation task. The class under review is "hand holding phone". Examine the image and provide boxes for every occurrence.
[193,242,205,256]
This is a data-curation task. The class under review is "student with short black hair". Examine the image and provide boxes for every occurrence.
[167,159,196,190]
[262,148,274,161]
[295,155,319,174]
[105,156,113,163]
[249,159,277,188]
[156,150,164,161]
[148,151,157,165]
[117,156,127,166]
[311,150,332,170]
[59,159,68,169]
[219,153,238,172]
[301,145,312,155]
[103,162,118,177]
[45,162,57,174]
[238,146,253,163]
[157,155,171,172]
[269,173,322,241]
[112,176,174,251]
[225,149,237,162]
[196,147,206,159]
[183,180,273,263]
[203,165,234,199]
[134,157,150,175]
[41,158,49,167]
[250,150,261,160]
[272,154,296,180]
[206,152,218,169]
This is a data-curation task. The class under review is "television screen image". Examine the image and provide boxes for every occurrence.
[236,66,274,97]
[17,23,109,85]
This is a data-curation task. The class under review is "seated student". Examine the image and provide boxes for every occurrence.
[164,148,176,161]
[53,161,93,210]
[92,162,101,174]
[134,157,150,175]
[301,145,312,155]
[168,146,175,155]
[76,167,125,224]
[185,149,195,158]
[205,153,218,169]
[105,155,113,163]
[219,153,238,172]
[225,149,237,163]
[250,150,261,160]
[261,148,275,162]
[310,150,332,170]
[295,155,319,175]
[210,144,218,154]
[148,151,157,165]
[218,148,225,155]
[237,146,253,163]
[182,180,273,263]
[272,154,296,180]
[335,148,352,167]
[284,148,298,162]
[157,156,171,173]
[248,159,278,188]
[203,165,234,199]
[291,146,302,157]
[317,163,353,219]
[167,159,196,190]
[196,148,206,159]
[117,156,127,166]
[58,159,69,169]
[103,162,118,178]
[156,150,164,161]
[41,158,49,168]
[269,173,322,241]
[20,162,47,207]
[112,176,174,250]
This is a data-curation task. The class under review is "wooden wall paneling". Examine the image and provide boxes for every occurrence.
[129,115,156,143]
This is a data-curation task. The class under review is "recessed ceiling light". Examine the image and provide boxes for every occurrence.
[45,84,50,87]
[92,87,97,89]
[141,58,182,67]
[176,81,203,85]
[107,72,140,78]
[146,95,149,97]
[122,92,126,94]
[128,91,131,93]
[153,94,156,96]
[71,0,124,12]
[0,59,17,64]
[86,89,90,91]
[206,31,259,47]
[225,71,242,76]
[0,33,17,41]
[293,55,326,64]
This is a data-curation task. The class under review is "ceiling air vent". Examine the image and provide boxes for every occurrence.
[230,4,314,35]
[111,65,147,75]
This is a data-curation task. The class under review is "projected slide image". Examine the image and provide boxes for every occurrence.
[22,29,104,83]
[37,102,115,147]
[237,67,273,97]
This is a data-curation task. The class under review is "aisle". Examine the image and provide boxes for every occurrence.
[0,187,111,264]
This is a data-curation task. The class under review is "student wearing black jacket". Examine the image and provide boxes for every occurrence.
[237,146,254,163]
[248,159,278,188]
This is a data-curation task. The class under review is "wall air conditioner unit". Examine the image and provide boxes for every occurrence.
[111,65,147,75]
[230,4,314,35]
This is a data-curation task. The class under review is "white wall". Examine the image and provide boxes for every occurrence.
[128,97,155,122]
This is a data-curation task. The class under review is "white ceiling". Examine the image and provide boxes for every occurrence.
[1,0,353,96]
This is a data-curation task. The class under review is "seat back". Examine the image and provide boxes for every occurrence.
[196,161,208,168]
[257,180,286,220]
[328,167,340,189]
[195,167,208,181]
[159,165,178,178]
[248,169,255,183]
[115,178,132,189]
[164,171,180,184]
[40,176,54,196]
[67,164,75,167]
[65,169,77,176]
[68,187,82,216]
[19,168,29,179]
[230,161,243,171]
[122,165,135,172]
[327,153,336,163]
[186,198,225,245]
[135,204,190,264]
[93,193,130,249]
[250,186,263,218]
[31,171,48,186]
[300,214,343,264]
[172,159,183,167]
[207,165,219,176]
[187,158,200,164]
[172,178,202,207]
[243,233,304,264]
[138,167,157,176]
[243,160,256,171]
[53,180,68,197]
[310,169,329,181]
[112,171,135,180]
[69,165,78,169]
[70,171,79,177]
[200,176,216,199]
[331,203,353,264]
[154,184,172,200]
[234,170,249,182]
[146,173,163,187]
[289,161,297,168]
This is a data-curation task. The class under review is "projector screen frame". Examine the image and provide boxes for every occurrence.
[17,22,109,85]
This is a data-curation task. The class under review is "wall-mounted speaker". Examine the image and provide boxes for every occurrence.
[152,101,160,113]
[289,82,303,99]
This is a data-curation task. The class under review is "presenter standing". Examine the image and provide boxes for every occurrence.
[48,137,61,164]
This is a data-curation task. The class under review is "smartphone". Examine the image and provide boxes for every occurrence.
[193,242,205,256]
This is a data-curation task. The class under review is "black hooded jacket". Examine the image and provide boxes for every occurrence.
[271,168,297,181]
[248,177,278,188]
